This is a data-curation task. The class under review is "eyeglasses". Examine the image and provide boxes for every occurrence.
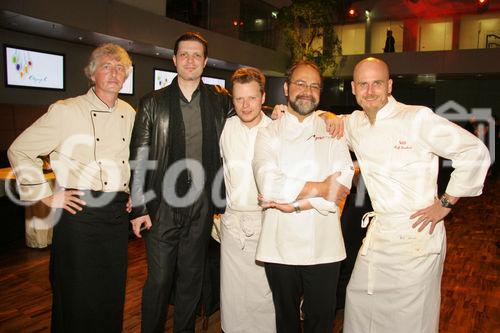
[289,80,322,92]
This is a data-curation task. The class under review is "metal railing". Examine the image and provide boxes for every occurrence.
[486,33,500,48]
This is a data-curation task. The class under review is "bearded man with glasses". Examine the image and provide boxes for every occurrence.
[253,60,354,333]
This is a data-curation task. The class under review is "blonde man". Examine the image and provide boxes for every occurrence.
[219,67,275,332]
[8,43,135,333]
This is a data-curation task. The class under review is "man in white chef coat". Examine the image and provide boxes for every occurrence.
[253,60,354,333]
[342,57,491,333]
[219,67,275,332]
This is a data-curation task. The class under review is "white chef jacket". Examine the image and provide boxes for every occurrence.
[343,96,490,333]
[344,96,490,215]
[220,114,272,212]
[219,114,276,333]
[253,111,354,265]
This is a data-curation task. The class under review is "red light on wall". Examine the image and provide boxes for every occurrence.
[232,20,245,27]
[348,8,357,17]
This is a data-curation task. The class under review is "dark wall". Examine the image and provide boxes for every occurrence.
[265,77,287,106]
[0,28,234,109]
[320,75,499,122]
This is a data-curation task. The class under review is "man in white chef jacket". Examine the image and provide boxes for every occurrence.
[253,60,354,333]
[219,67,275,333]
[342,57,491,333]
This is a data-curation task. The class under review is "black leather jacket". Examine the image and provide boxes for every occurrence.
[129,80,234,220]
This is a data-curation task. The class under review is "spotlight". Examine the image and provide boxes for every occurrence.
[477,0,489,13]
[348,8,357,18]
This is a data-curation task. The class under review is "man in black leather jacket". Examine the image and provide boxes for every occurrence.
[129,32,234,333]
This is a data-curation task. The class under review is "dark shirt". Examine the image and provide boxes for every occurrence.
[180,88,203,162]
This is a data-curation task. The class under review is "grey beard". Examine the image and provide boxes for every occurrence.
[289,97,318,116]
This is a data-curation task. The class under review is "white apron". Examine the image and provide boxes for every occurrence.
[344,212,446,333]
[220,209,276,333]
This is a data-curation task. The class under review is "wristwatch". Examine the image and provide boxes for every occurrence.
[292,201,301,213]
[439,195,455,209]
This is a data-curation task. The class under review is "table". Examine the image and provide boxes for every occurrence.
[0,167,56,248]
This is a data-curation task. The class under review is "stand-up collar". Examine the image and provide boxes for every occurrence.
[85,88,118,112]
[373,95,398,121]
[285,109,315,126]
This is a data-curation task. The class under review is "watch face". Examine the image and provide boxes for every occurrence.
[440,197,453,208]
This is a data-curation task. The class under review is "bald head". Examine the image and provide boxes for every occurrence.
[351,57,393,121]
[353,57,390,82]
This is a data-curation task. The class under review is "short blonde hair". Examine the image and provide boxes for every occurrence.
[84,43,132,84]
[231,67,266,94]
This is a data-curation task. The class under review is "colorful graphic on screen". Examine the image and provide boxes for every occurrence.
[5,46,64,89]
[11,50,33,79]
[154,69,177,90]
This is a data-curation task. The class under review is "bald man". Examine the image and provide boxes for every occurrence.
[340,57,490,332]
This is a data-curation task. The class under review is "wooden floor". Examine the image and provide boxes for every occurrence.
[0,176,498,332]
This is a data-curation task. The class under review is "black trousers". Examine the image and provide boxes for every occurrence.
[50,191,129,333]
[141,193,211,333]
[265,262,341,333]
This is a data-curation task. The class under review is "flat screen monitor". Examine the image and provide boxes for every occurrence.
[154,69,177,90]
[4,45,65,90]
[119,65,134,95]
[202,76,225,88]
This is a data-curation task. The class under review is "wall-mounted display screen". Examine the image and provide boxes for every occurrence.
[202,76,226,88]
[4,45,64,90]
[119,65,134,95]
[154,69,177,90]
[154,70,226,90]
